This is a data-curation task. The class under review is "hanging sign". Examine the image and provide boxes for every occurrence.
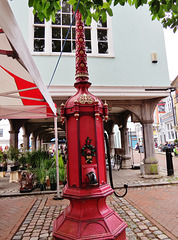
[157,101,166,113]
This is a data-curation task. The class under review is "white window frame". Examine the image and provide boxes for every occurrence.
[29,8,114,58]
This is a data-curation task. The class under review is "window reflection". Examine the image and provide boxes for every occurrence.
[34,14,44,24]
[52,40,61,52]
[85,29,91,40]
[86,42,92,53]
[63,41,71,52]
[97,29,107,41]
[62,14,70,25]
[52,28,61,39]
[62,2,70,13]
[98,42,108,54]
[34,39,45,52]
[72,28,76,39]
[62,28,71,39]
[53,13,61,25]
[34,27,44,38]
[72,41,76,52]
[97,17,107,28]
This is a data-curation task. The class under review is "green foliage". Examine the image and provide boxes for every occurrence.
[28,0,178,31]
[35,161,46,184]
[28,0,61,22]
[0,151,3,163]
[26,150,51,169]
[19,153,27,168]
[59,154,64,168]
[52,154,66,181]
[48,167,57,183]
[6,146,19,161]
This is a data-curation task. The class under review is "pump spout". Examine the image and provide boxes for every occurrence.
[86,171,98,185]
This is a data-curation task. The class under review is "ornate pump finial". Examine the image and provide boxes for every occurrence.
[75,10,89,82]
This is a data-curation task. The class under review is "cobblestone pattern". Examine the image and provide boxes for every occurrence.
[107,195,171,240]
[12,192,171,240]
[12,197,63,240]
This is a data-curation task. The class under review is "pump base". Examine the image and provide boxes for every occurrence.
[53,194,127,240]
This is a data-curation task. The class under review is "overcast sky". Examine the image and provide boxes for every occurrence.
[163,29,178,82]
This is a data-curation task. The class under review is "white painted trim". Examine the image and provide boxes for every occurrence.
[48,85,170,100]
[29,5,114,57]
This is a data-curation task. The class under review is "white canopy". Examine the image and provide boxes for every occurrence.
[0,0,56,119]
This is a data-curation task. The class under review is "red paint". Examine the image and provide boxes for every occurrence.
[0,65,54,117]
[53,10,127,240]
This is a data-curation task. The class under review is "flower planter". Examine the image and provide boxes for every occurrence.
[40,183,46,191]
[3,166,7,171]
[11,166,18,172]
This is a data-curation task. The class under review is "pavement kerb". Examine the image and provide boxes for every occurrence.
[125,195,178,240]
[0,189,62,198]
[115,180,178,189]
[1,180,178,198]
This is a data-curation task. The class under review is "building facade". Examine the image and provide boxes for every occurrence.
[7,1,171,176]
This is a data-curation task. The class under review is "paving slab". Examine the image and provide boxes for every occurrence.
[125,185,178,240]
[0,197,36,240]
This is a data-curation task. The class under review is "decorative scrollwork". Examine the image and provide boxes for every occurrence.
[81,137,96,164]
[78,93,94,104]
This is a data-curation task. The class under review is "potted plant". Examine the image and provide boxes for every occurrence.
[7,146,20,171]
[50,154,66,186]
[48,167,57,190]
[58,155,66,184]
[0,153,8,171]
[35,162,46,191]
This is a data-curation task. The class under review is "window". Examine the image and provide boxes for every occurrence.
[171,131,174,139]
[0,129,3,137]
[30,1,113,56]
[168,132,171,139]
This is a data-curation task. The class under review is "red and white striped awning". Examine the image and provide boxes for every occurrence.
[0,0,56,119]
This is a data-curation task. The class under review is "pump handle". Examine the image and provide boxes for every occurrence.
[104,133,128,198]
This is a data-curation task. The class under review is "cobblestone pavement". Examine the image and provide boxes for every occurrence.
[0,151,178,240]
[125,185,178,240]
[10,185,178,240]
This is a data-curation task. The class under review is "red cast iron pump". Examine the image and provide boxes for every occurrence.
[53,10,127,240]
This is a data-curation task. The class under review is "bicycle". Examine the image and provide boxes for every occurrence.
[114,154,122,170]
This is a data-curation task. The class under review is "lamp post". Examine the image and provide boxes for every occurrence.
[169,88,177,140]
[53,10,127,240]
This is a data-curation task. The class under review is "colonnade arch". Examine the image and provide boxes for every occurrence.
[104,97,162,177]
[8,119,65,152]
[6,96,162,177]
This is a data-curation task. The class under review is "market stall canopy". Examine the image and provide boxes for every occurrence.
[0,0,56,119]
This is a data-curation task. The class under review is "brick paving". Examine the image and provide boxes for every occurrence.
[125,185,178,240]
[0,151,178,240]
[0,197,36,240]
[10,187,177,240]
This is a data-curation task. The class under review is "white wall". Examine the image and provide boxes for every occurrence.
[9,2,170,88]
[0,119,23,150]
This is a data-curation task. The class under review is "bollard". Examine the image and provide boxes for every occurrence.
[165,148,174,176]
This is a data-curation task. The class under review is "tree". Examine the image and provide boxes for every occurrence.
[28,0,178,32]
